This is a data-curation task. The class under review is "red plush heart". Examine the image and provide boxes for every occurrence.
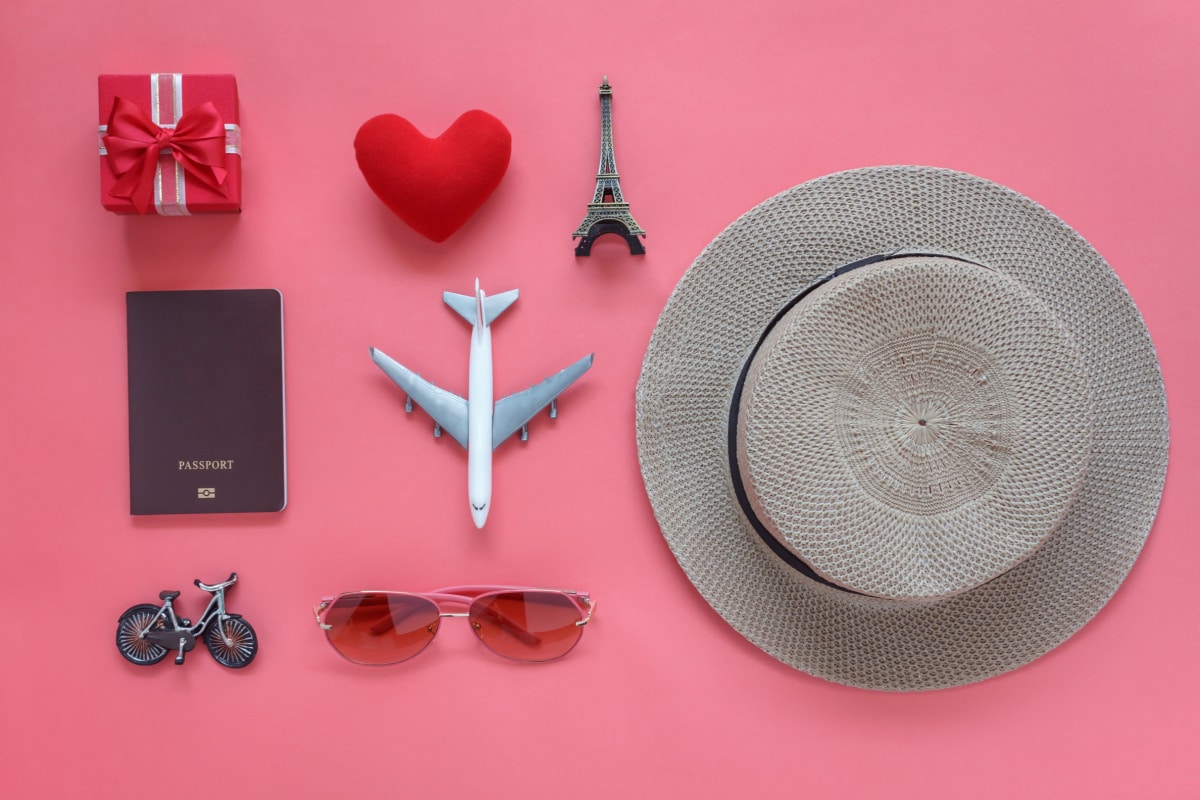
[354,110,512,243]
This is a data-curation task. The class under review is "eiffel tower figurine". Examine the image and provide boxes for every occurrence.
[573,76,646,256]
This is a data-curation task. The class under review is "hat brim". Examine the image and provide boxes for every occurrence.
[635,166,1168,691]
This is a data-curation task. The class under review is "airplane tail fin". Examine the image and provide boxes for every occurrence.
[444,280,519,327]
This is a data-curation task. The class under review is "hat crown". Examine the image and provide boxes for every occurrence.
[736,256,1096,600]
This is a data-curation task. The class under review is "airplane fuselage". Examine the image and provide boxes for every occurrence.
[467,316,493,528]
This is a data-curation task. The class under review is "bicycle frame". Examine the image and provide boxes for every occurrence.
[139,586,229,638]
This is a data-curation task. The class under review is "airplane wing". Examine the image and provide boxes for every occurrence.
[370,347,470,449]
[491,354,594,450]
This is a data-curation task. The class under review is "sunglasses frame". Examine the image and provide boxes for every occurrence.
[313,585,595,664]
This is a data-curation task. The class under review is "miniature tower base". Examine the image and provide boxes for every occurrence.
[574,220,646,256]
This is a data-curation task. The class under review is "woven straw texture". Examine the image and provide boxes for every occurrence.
[736,257,1096,600]
[636,166,1168,691]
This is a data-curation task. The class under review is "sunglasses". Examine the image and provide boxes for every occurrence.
[314,586,595,665]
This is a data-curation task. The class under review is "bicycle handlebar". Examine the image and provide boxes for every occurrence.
[193,572,238,591]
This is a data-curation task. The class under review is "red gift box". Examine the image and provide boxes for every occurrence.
[98,74,241,215]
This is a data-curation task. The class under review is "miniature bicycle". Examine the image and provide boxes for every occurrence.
[115,572,258,668]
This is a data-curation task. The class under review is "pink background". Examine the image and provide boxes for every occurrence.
[2,1,1198,797]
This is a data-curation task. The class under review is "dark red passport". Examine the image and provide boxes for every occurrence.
[126,290,287,514]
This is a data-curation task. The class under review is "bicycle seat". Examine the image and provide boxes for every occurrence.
[194,572,237,592]
[159,590,180,602]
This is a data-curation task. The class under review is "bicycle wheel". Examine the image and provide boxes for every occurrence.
[205,616,258,669]
[116,604,169,666]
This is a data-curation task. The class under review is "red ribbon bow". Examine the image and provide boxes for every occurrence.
[103,96,229,214]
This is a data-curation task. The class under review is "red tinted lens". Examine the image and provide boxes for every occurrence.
[469,591,584,662]
[323,593,440,665]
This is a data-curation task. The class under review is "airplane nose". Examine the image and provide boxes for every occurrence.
[471,503,489,528]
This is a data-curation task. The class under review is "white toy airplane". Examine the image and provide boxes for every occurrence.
[370,279,593,528]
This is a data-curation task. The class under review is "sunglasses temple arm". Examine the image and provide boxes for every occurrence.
[472,605,543,646]
[427,585,531,598]
[428,586,593,608]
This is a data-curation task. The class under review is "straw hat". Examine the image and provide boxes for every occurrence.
[636,166,1168,691]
